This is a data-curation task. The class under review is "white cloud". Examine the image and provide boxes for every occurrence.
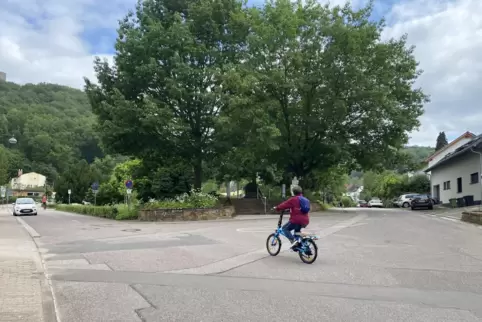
[1,0,480,147]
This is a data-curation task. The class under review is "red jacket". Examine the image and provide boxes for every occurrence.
[275,195,309,227]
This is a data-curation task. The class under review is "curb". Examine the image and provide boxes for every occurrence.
[16,217,60,322]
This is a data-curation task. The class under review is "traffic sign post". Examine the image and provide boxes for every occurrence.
[91,182,99,205]
[125,180,133,206]
[68,189,71,204]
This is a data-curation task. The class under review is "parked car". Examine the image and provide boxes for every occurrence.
[410,194,434,210]
[12,197,38,216]
[368,198,383,208]
[396,193,418,208]
[357,200,370,207]
[391,197,399,207]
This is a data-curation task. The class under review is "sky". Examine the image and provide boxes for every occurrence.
[0,0,480,147]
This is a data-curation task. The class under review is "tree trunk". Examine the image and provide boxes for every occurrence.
[193,157,203,190]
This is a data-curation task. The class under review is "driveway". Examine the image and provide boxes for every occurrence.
[18,207,482,321]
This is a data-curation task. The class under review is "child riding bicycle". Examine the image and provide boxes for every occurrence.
[273,185,310,251]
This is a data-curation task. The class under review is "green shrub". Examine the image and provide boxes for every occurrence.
[115,204,139,220]
[143,189,217,209]
[54,204,139,220]
[341,196,355,207]
[316,201,331,211]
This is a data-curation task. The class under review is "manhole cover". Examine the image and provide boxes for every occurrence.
[122,229,141,232]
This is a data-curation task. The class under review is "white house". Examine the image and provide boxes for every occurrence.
[424,131,476,178]
[10,172,47,190]
[424,134,482,205]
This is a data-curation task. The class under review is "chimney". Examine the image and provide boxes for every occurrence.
[0,71,5,82]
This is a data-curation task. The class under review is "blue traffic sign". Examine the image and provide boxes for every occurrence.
[125,180,133,189]
[91,182,99,191]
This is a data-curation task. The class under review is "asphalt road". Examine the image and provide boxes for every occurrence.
[18,207,482,322]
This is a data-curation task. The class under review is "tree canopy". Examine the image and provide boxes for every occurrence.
[85,0,428,192]
[435,131,448,151]
[0,82,104,182]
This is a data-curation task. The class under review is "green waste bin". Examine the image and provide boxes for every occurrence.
[449,198,457,208]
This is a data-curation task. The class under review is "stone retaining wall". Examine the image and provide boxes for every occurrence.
[139,206,235,221]
[461,211,482,225]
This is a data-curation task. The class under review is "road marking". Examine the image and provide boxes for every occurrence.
[16,217,41,238]
[166,214,368,275]
[440,217,459,223]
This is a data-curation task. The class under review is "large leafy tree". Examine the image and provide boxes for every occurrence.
[223,0,428,185]
[85,0,249,189]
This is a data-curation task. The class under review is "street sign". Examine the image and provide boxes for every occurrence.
[126,189,132,194]
[0,186,5,198]
[68,189,71,195]
[91,182,99,191]
[125,180,133,189]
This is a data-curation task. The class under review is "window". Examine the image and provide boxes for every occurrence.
[457,177,462,193]
[470,172,479,184]
[443,181,451,190]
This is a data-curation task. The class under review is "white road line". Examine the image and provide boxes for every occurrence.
[16,217,41,238]
[167,214,368,275]
[440,217,459,222]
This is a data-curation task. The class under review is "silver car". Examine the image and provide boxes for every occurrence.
[12,198,38,216]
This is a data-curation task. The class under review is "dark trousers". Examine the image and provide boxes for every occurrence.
[282,222,303,242]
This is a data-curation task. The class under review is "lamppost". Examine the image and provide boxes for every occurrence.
[8,136,17,144]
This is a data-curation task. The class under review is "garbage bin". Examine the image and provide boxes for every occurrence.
[457,197,466,207]
[463,195,474,206]
[449,198,457,208]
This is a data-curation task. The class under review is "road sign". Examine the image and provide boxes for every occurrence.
[126,189,132,195]
[125,180,133,189]
[91,182,99,191]
[0,186,5,198]
[68,189,71,195]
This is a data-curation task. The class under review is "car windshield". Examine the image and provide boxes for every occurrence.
[359,200,366,203]
[16,198,35,204]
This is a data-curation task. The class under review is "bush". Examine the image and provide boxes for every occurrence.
[317,201,331,211]
[143,189,217,209]
[54,204,139,220]
[341,196,355,207]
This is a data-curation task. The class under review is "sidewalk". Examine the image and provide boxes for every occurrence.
[0,206,52,321]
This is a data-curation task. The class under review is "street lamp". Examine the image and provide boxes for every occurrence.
[8,136,17,144]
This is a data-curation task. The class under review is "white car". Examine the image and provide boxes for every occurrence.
[368,198,383,208]
[12,198,38,216]
[396,194,418,208]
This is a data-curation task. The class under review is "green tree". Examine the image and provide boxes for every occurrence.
[0,82,104,181]
[54,160,97,203]
[85,0,249,189]
[435,132,448,151]
[224,0,428,184]
[0,147,9,185]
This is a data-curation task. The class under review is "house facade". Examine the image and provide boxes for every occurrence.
[425,135,482,205]
[424,131,476,176]
[10,172,47,197]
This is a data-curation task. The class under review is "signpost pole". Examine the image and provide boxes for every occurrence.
[68,189,71,204]
[125,180,133,208]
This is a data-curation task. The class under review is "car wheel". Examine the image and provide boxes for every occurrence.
[13,212,17,216]
[403,202,409,208]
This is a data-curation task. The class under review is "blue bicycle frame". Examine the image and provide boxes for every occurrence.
[272,211,318,252]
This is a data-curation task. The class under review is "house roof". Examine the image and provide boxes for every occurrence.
[424,134,482,172]
[425,131,476,163]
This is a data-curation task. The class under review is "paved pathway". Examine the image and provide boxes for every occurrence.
[14,207,482,321]
[0,206,54,322]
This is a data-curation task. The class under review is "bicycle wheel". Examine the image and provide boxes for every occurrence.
[266,233,282,256]
[299,239,318,264]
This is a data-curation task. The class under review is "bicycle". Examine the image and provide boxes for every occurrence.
[266,210,319,264]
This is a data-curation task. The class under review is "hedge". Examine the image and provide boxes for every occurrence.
[53,204,138,220]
